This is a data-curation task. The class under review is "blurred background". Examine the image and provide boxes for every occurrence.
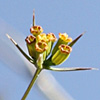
[0,0,100,100]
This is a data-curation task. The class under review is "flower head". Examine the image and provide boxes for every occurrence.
[24,12,88,69]
[6,11,96,100]
[26,28,74,66]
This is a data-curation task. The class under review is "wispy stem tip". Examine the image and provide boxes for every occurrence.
[6,34,17,45]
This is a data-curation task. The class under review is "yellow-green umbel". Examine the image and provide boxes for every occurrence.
[6,11,97,100]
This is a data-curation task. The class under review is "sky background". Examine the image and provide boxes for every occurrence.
[0,0,100,100]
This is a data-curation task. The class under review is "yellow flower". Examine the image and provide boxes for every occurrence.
[30,26,43,36]
[37,33,47,42]
[51,44,72,65]
[35,42,48,53]
[25,35,36,58]
[46,33,57,56]
[46,33,57,42]
[35,42,48,60]
[59,44,72,54]
[52,33,72,55]
[59,33,72,43]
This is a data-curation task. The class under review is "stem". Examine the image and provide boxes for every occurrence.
[21,68,42,100]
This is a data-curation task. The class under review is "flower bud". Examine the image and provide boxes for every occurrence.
[51,44,72,65]
[35,42,48,60]
[35,42,48,53]
[30,26,43,36]
[46,33,57,56]
[25,35,36,58]
[52,33,72,55]
[37,33,47,42]
[59,33,72,43]
[46,33,57,42]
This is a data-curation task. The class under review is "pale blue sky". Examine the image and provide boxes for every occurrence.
[0,0,100,100]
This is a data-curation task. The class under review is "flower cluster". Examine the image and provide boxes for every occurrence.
[25,25,72,68]
[6,11,97,100]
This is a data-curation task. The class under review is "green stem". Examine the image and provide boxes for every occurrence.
[21,68,42,100]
